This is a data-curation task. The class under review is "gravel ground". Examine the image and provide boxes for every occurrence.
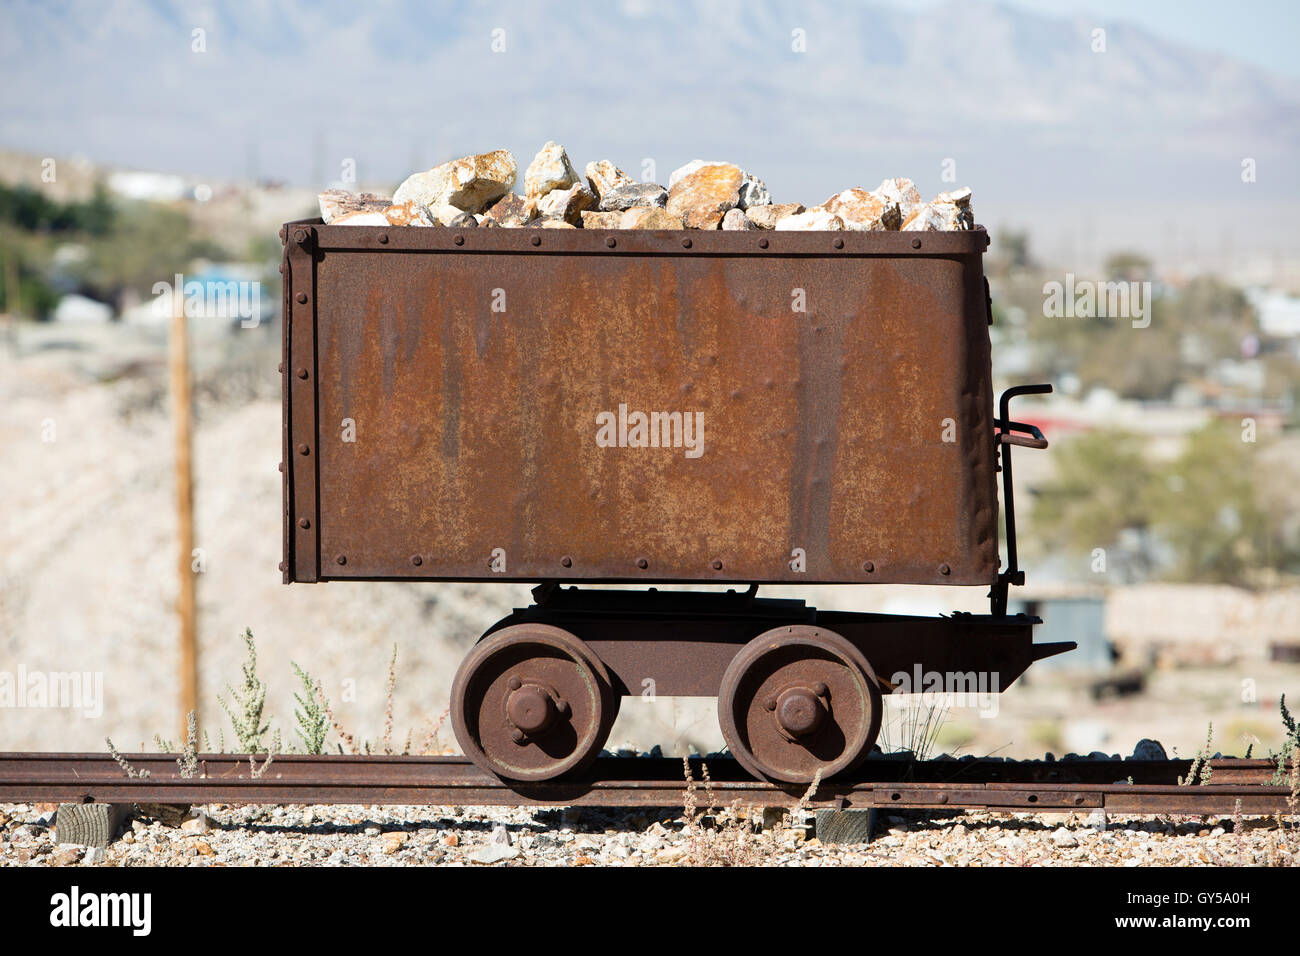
[2,800,1296,867]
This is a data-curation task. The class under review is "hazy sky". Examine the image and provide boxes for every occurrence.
[916,0,1300,77]
[2,0,1296,267]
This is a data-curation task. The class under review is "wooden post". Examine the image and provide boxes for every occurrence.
[2,246,18,351]
[5,248,14,310]
[169,276,199,741]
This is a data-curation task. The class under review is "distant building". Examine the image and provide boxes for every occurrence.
[1248,288,1300,338]
[1012,592,1112,671]
[52,294,112,323]
[1106,584,1300,667]
[107,170,188,202]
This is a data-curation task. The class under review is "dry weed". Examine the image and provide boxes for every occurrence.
[678,759,826,866]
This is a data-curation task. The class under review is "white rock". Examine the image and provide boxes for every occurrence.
[318,189,390,224]
[525,142,580,200]
[668,159,769,212]
[415,202,466,225]
[774,209,846,231]
[482,192,533,227]
[393,150,517,215]
[736,175,771,209]
[621,207,684,230]
[721,207,757,230]
[536,182,596,225]
[584,160,635,201]
[327,200,439,226]
[900,204,958,231]
[580,210,627,229]
[599,183,668,211]
[327,201,438,227]
[468,843,520,864]
[819,188,901,231]
[387,200,438,226]
[901,186,974,231]
[329,209,392,226]
[1050,827,1078,847]
[667,163,743,229]
[668,159,714,188]
[900,201,972,231]
[935,186,972,206]
[745,203,804,229]
[874,176,922,209]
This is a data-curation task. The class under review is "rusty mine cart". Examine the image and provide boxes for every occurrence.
[278,219,1071,787]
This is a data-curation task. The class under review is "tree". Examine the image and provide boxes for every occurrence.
[1150,421,1269,585]
[1030,429,1159,580]
[1103,251,1151,282]
[1033,423,1300,587]
[989,230,1034,276]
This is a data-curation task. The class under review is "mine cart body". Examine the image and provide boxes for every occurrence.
[279,218,1068,785]
[280,224,997,586]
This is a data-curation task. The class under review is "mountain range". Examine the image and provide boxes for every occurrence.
[2,0,1297,268]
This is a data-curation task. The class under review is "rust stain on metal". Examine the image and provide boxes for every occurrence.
[284,223,997,585]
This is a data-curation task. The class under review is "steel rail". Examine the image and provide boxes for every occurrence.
[0,754,1292,814]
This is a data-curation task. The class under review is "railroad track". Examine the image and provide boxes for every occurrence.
[0,754,1293,815]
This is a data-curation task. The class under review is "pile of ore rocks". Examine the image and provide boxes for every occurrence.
[318,143,974,232]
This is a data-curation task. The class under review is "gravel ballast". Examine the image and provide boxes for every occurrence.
[2,802,1295,867]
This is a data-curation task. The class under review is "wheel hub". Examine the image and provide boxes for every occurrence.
[505,680,560,738]
[773,684,827,739]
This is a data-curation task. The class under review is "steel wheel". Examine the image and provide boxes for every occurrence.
[718,625,882,784]
[451,624,615,781]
